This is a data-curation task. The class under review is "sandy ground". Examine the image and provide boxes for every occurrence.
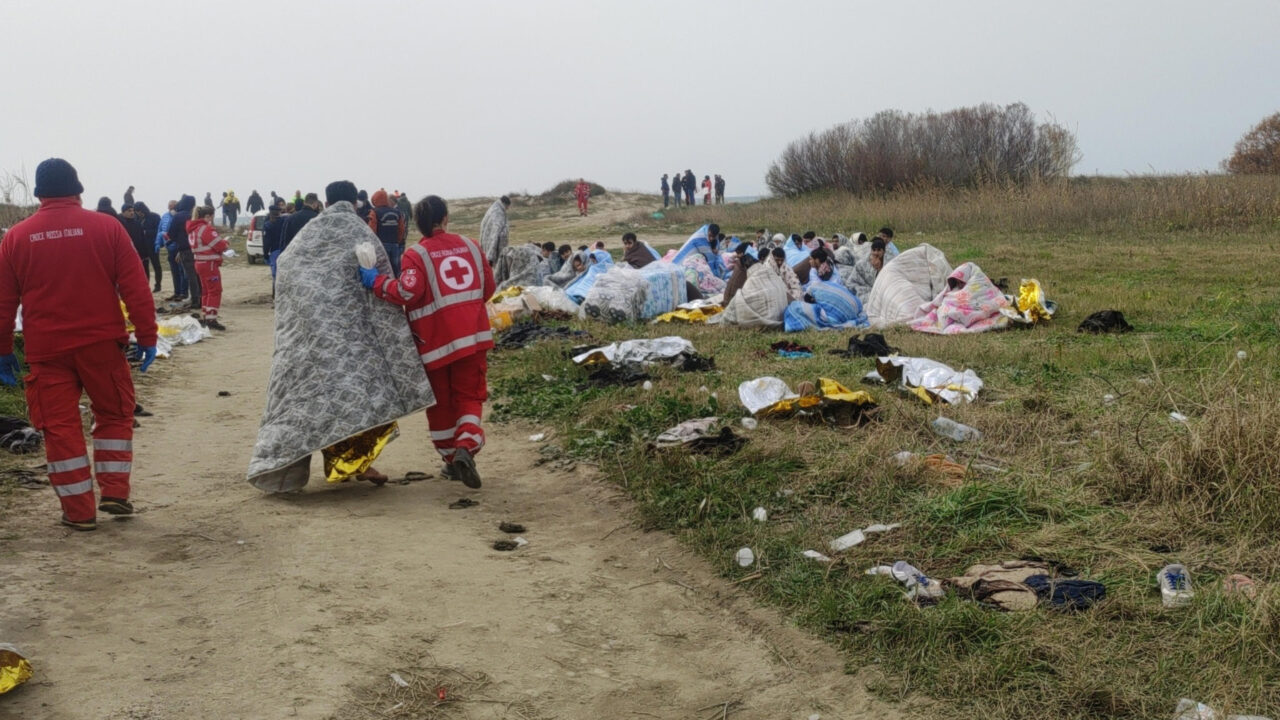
[0,259,912,720]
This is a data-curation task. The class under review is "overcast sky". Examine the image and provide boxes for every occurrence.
[2,0,1277,206]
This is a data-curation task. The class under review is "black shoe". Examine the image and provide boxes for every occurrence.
[441,463,458,481]
[98,497,134,515]
[452,448,482,489]
[61,515,98,531]
[153,285,162,292]
[206,320,226,331]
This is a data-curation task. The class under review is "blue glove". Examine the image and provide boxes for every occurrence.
[139,346,157,373]
[0,354,19,386]
[358,266,380,289]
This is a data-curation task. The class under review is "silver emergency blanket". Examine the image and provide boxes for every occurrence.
[247,202,436,492]
[873,356,983,405]
[495,244,549,292]
[572,336,696,366]
[480,199,509,271]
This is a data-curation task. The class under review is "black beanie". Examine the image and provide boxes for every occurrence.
[33,158,84,198]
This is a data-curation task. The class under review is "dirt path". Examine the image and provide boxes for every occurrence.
[0,261,907,720]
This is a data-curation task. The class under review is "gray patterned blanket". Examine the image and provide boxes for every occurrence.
[246,201,436,492]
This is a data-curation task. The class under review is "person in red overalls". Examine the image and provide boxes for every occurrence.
[361,195,495,488]
[187,205,230,330]
[702,175,712,205]
[0,158,158,531]
[573,178,590,216]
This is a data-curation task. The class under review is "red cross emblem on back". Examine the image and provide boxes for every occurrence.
[439,255,475,291]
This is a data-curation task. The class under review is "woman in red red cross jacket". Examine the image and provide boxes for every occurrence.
[361,195,495,489]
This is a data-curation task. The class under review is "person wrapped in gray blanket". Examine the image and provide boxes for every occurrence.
[481,196,511,280]
[495,243,551,291]
[548,250,588,288]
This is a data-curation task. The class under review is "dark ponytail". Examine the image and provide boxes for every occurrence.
[414,195,448,237]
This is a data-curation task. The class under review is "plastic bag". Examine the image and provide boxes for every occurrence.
[738,377,799,414]
[522,286,582,314]
[354,241,378,269]
[876,356,982,405]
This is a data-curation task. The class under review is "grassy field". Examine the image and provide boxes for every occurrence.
[486,177,1280,719]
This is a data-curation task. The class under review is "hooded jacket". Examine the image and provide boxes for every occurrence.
[0,196,158,360]
[169,195,197,251]
[135,202,161,252]
[368,190,406,245]
[246,191,264,214]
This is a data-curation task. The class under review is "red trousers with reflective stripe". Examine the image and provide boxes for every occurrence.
[425,352,488,461]
[195,259,222,319]
[24,340,135,522]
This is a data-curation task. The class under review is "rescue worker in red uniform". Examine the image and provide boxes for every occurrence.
[573,179,590,216]
[187,205,229,330]
[0,158,158,531]
[360,195,494,488]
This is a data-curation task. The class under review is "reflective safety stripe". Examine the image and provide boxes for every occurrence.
[456,414,482,428]
[420,331,493,366]
[435,447,455,458]
[48,456,90,474]
[379,277,394,296]
[406,238,486,320]
[53,478,94,497]
[93,439,133,452]
[456,432,485,447]
[94,461,132,474]
[429,428,456,441]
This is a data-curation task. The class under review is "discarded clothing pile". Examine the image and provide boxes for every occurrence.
[1078,309,1133,334]
[830,333,898,358]
[770,340,813,358]
[652,417,747,456]
[494,322,589,351]
[948,560,1105,612]
[0,416,40,454]
[573,336,713,384]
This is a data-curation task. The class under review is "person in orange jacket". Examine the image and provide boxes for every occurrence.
[361,195,495,488]
[367,189,407,275]
[0,158,158,531]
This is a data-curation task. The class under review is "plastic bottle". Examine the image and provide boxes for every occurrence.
[931,416,980,442]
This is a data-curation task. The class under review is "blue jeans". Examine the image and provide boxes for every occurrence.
[166,245,187,296]
[382,242,403,276]
[269,250,281,278]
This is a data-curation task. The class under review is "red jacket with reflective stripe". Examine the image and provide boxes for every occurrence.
[187,219,228,261]
[0,197,158,361]
[371,232,495,370]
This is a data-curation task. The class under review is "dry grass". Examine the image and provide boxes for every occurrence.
[332,655,548,720]
[631,174,1280,237]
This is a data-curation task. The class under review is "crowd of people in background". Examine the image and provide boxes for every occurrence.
[660,171,726,208]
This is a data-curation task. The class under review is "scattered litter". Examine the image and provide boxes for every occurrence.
[514,537,529,547]
[1103,394,1116,405]
[1159,563,1194,608]
[449,498,479,510]
[572,336,696,366]
[528,433,546,442]
[740,376,876,424]
[931,417,981,442]
[740,417,758,430]
[541,374,556,381]
[867,561,946,605]
[1077,309,1133,334]
[400,471,428,484]
[829,522,899,552]
[735,547,755,567]
[1,469,46,489]
[1222,574,1258,600]
[1237,350,1248,361]
[1173,697,1273,720]
[217,390,231,397]
[236,540,245,545]
[642,380,653,391]
[1170,412,1189,423]
[0,643,32,695]
[389,672,410,688]
[654,417,717,447]
[801,550,833,563]
[892,450,916,466]
[0,427,41,455]
[493,540,520,551]
[877,356,983,405]
[499,522,526,534]
[751,507,768,522]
